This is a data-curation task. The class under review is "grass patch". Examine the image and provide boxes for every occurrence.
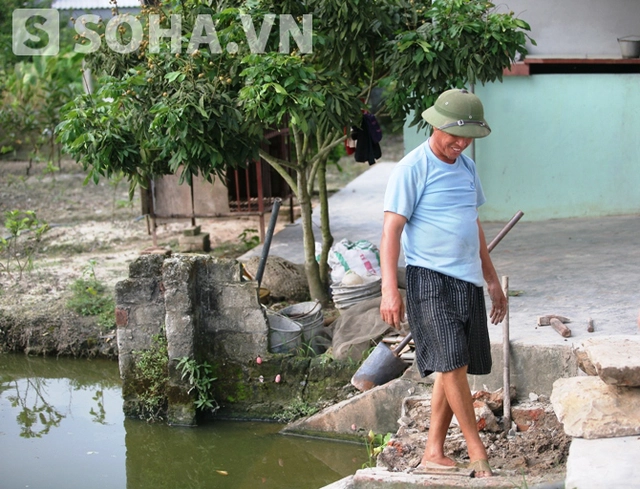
[274,398,319,423]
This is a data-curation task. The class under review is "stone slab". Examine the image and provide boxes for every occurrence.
[322,476,354,489]
[178,233,210,252]
[347,467,548,488]
[469,342,579,399]
[550,376,640,439]
[282,379,429,438]
[565,437,640,489]
[183,225,201,236]
[582,335,640,386]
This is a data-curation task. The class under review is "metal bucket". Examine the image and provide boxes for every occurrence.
[267,312,302,354]
[618,36,640,58]
[279,301,325,353]
[350,342,409,391]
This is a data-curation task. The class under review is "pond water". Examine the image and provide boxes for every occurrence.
[0,354,366,489]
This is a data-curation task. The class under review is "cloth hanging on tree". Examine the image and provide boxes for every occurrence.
[351,113,382,165]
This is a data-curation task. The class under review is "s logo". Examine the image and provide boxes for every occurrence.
[12,9,60,56]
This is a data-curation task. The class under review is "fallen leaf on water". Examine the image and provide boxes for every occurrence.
[216,470,228,476]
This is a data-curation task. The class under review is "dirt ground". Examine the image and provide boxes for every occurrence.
[0,134,570,483]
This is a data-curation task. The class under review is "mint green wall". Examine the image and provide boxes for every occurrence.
[403,75,640,221]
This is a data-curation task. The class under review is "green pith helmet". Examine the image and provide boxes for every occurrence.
[422,89,491,138]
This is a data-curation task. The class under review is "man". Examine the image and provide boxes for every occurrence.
[379,88,507,478]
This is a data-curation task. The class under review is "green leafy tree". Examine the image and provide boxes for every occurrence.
[1,53,84,163]
[1,0,82,163]
[0,0,36,74]
[57,0,533,303]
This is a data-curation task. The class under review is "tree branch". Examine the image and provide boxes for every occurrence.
[307,127,323,196]
[257,149,298,170]
[292,125,304,167]
[310,132,346,167]
[301,132,310,167]
[259,149,299,196]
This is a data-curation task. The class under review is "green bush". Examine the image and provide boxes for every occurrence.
[66,261,115,331]
[0,210,49,279]
[133,333,169,422]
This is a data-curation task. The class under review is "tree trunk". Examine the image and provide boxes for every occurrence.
[297,167,330,304]
[316,156,333,288]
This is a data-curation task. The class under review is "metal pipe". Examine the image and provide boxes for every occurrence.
[255,198,282,288]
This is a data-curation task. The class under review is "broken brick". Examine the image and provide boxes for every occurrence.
[115,307,128,327]
[512,404,547,432]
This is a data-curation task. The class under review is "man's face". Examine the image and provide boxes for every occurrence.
[430,129,473,164]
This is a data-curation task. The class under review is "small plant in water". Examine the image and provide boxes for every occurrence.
[175,357,219,413]
[362,430,392,468]
[133,333,169,422]
[0,210,49,279]
[66,259,115,332]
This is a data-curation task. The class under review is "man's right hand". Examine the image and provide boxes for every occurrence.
[380,288,405,330]
[379,211,407,330]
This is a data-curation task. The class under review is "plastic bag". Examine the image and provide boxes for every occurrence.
[327,239,381,284]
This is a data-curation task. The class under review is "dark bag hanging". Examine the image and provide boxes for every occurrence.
[352,113,382,165]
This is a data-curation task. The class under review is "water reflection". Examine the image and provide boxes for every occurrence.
[0,354,121,440]
[0,354,365,489]
[7,376,66,437]
[123,419,363,489]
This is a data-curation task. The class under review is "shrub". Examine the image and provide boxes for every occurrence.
[66,260,115,331]
[0,210,49,279]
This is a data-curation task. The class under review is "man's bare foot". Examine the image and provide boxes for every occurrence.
[419,455,458,468]
[468,459,493,478]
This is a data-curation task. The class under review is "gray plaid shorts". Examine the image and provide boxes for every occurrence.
[406,265,492,377]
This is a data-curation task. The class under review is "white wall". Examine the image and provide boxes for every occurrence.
[495,0,640,56]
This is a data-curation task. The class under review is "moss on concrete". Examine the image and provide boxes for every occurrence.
[210,353,360,420]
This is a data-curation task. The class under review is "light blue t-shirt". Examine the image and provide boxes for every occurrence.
[383,139,486,286]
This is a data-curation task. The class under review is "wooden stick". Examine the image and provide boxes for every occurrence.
[587,318,595,333]
[537,315,571,326]
[502,276,511,432]
[550,317,572,337]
